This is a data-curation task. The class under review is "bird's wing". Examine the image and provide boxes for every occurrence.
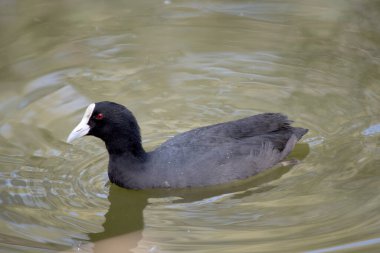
[158,113,294,149]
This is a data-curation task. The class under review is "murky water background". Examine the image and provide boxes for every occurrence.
[0,0,380,252]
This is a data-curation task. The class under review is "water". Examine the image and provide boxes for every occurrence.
[0,0,380,252]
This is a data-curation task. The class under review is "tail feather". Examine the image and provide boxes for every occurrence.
[292,127,308,140]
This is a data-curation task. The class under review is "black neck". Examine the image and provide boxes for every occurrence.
[105,134,146,160]
[106,133,147,188]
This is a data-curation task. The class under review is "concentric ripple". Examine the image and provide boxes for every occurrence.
[0,122,110,252]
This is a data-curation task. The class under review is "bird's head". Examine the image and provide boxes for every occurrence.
[67,101,141,147]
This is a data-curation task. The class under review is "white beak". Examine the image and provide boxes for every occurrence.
[67,103,95,143]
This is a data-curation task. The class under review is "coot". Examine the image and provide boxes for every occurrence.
[67,101,308,189]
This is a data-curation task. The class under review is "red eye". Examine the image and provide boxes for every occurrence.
[95,113,104,120]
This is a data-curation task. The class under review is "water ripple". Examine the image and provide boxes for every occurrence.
[0,121,109,250]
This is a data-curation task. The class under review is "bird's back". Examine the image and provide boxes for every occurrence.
[142,113,308,188]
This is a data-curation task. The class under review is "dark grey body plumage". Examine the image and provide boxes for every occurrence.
[90,102,308,189]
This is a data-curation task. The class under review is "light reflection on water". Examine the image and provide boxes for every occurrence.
[0,0,380,252]
[306,237,380,253]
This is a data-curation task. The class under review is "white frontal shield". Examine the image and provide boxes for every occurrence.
[67,103,95,143]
